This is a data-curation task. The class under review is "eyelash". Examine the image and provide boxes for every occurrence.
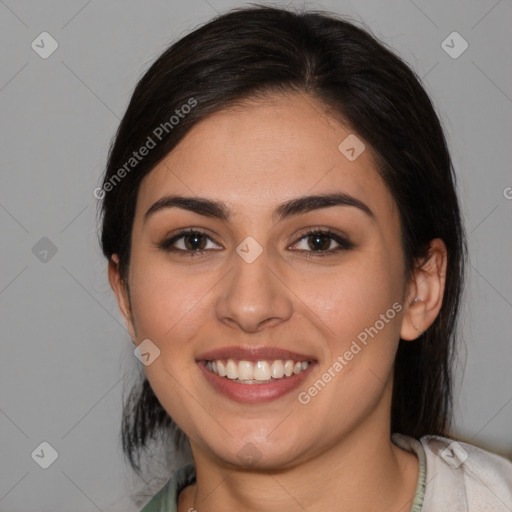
[157,227,354,259]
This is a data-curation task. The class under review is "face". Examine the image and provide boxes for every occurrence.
[112,92,418,469]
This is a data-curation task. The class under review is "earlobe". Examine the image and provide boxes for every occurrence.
[400,238,448,341]
[108,255,137,341]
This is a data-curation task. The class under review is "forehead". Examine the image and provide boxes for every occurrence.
[135,92,397,223]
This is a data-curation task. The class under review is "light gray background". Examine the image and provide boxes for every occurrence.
[1,0,511,510]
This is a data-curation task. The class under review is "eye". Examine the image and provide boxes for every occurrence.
[290,228,354,258]
[158,227,353,258]
[158,229,222,256]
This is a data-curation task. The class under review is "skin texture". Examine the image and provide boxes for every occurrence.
[109,92,447,512]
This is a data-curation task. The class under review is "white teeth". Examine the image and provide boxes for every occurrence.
[217,360,226,377]
[284,360,294,377]
[237,360,253,380]
[270,360,285,378]
[206,358,310,382]
[254,361,271,381]
[226,359,238,380]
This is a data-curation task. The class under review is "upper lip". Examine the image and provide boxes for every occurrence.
[196,345,317,362]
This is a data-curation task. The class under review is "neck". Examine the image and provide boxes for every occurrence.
[179,428,418,512]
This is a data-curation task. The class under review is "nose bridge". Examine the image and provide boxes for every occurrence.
[215,236,293,332]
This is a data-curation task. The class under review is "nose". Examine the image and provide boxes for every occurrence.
[215,248,294,334]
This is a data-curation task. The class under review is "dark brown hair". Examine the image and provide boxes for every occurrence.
[99,4,466,477]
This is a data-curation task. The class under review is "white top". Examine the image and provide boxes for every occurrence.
[393,433,512,511]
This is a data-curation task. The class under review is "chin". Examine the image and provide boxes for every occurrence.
[202,428,311,471]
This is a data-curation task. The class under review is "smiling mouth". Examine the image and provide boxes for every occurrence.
[203,358,311,384]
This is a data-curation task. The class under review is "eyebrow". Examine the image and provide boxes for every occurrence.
[144,192,374,223]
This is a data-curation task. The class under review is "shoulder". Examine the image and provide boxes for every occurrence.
[420,435,512,511]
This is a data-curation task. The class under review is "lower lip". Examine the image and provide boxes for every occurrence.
[197,361,315,403]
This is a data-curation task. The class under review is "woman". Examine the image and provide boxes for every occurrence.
[99,5,512,511]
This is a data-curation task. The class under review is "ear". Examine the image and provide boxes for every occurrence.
[108,255,137,342]
[400,238,447,341]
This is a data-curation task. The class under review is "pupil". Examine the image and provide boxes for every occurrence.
[185,233,205,250]
[310,234,329,251]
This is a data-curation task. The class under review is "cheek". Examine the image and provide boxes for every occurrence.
[311,251,403,347]
[127,249,213,346]
[299,258,403,410]
[289,253,404,440]
[306,255,404,420]
[127,256,213,430]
